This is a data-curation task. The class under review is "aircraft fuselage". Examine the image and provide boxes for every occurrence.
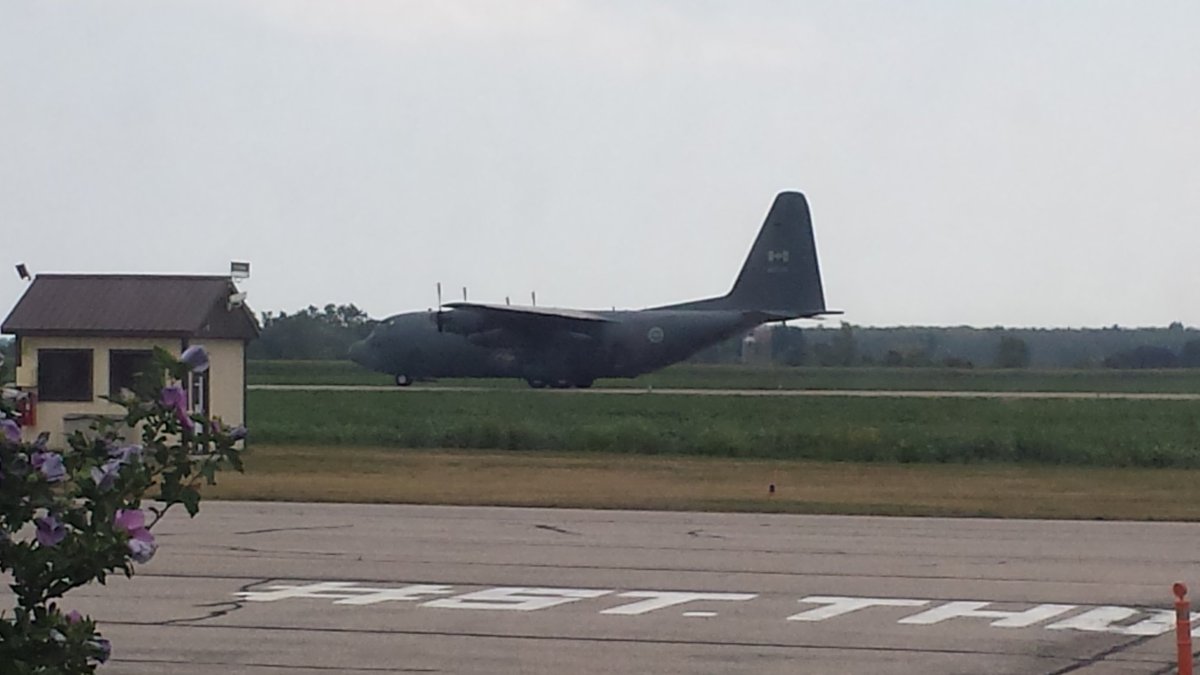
[349,308,760,387]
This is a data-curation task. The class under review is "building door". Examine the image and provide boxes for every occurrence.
[189,370,210,418]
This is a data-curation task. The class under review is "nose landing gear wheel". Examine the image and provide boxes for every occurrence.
[395,374,413,387]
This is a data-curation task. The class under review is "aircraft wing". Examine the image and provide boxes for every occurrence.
[443,302,614,323]
[438,302,615,342]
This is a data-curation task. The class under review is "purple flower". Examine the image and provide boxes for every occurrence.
[35,515,66,547]
[180,345,210,373]
[31,451,66,482]
[115,508,157,563]
[90,638,112,663]
[90,460,122,492]
[127,533,157,563]
[65,610,83,624]
[160,385,195,432]
[160,385,187,411]
[114,508,146,533]
[108,444,143,465]
[1,418,19,443]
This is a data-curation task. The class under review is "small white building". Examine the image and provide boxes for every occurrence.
[1,274,259,446]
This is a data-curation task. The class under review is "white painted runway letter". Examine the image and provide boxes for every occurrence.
[334,585,455,605]
[237,582,374,603]
[1046,606,1142,634]
[788,596,929,622]
[423,587,610,611]
[600,592,757,616]
[1108,609,1175,636]
[898,601,1076,628]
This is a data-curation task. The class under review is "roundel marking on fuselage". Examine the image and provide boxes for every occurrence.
[647,326,665,344]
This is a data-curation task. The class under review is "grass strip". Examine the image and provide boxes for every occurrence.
[207,445,1200,521]
[249,390,1200,468]
[248,360,1200,393]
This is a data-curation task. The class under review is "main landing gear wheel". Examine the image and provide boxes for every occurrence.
[395,374,413,387]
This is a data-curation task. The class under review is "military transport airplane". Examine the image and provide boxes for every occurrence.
[349,191,840,388]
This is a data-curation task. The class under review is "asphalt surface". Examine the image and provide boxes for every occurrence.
[249,384,1200,400]
[58,501,1199,674]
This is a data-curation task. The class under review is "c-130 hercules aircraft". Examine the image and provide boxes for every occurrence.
[349,191,840,388]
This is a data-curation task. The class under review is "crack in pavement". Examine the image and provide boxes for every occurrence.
[223,545,344,557]
[1041,634,1161,675]
[534,524,580,536]
[234,524,348,536]
[114,657,439,672]
[1148,647,1200,675]
[687,529,725,539]
[159,578,266,626]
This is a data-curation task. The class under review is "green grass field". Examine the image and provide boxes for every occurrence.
[248,389,1200,468]
[248,359,1200,392]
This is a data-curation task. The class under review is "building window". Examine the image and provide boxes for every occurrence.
[38,349,93,402]
[109,350,154,397]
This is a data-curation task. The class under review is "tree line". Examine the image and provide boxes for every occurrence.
[237,304,1200,370]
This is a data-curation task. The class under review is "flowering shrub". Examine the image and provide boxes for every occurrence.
[0,346,245,673]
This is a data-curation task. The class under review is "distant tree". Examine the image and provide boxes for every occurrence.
[0,338,13,384]
[942,356,974,369]
[814,323,858,366]
[1181,339,1200,368]
[249,303,377,360]
[994,335,1031,368]
[1103,345,1179,369]
[770,325,807,366]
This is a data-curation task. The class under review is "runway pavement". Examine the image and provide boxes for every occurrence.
[249,384,1200,400]
[60,501,1200,674]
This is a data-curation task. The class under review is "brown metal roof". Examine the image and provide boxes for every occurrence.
[2,274,259,339]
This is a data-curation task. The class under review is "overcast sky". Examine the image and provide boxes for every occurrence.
[1,1,1197,328]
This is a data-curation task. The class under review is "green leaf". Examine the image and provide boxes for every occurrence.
[179,488,201,517]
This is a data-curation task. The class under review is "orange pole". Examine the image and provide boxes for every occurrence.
[1175,582,1193,675]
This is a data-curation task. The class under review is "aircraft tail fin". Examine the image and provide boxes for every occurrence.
[662,191,831,318]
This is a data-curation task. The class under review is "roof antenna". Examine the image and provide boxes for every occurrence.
[505,296,510,306]
[15,263,30,281]
[531,291,537,307]
[462,286,468,302]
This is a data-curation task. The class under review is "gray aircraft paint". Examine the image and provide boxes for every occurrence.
[349,191,838,387]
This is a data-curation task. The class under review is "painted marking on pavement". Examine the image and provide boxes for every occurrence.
[598,591,757,616]
[422,587,610,612]
[235,584,1200,637]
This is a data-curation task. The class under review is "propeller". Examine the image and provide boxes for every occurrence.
[436,282,444,332]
